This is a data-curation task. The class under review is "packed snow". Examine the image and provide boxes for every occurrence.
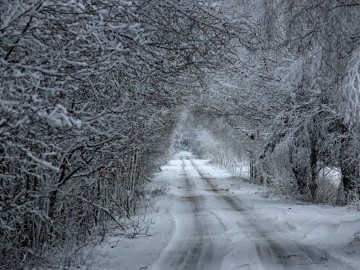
[85,151,360,270]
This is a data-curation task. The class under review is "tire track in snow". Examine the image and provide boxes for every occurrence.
[154,155,353,270]
[189,159,347,270]
[153,157,216,270]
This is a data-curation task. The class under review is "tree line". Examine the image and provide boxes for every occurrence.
[0,0,242,268]
[188,0,360,204]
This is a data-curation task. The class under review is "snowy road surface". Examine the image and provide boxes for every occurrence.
[91,151,360,270]
[151,152,355,270]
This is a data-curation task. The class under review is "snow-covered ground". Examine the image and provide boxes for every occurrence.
[85,151,360,270]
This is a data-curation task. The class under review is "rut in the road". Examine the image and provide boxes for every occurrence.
[161,158,215,270]
[154,155,351,270]
[190,160,330,269]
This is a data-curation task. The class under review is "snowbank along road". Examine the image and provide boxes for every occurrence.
[151,152,354,270]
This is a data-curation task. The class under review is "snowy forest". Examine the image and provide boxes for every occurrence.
[1,0,360,269]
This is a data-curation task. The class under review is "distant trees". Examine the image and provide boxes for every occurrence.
[0,0,240,268]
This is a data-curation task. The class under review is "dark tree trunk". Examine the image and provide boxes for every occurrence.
[289,149,308,194]
[339,124,359,203]
[309,131,318,201]
[292,166,308,194]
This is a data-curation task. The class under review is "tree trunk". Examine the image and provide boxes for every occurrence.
[339,126,359,203]
[309,131,318,201]
[289,149,307,194]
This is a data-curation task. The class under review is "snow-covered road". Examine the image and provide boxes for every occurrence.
[152,152,356,270]
[90,151,360,270]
